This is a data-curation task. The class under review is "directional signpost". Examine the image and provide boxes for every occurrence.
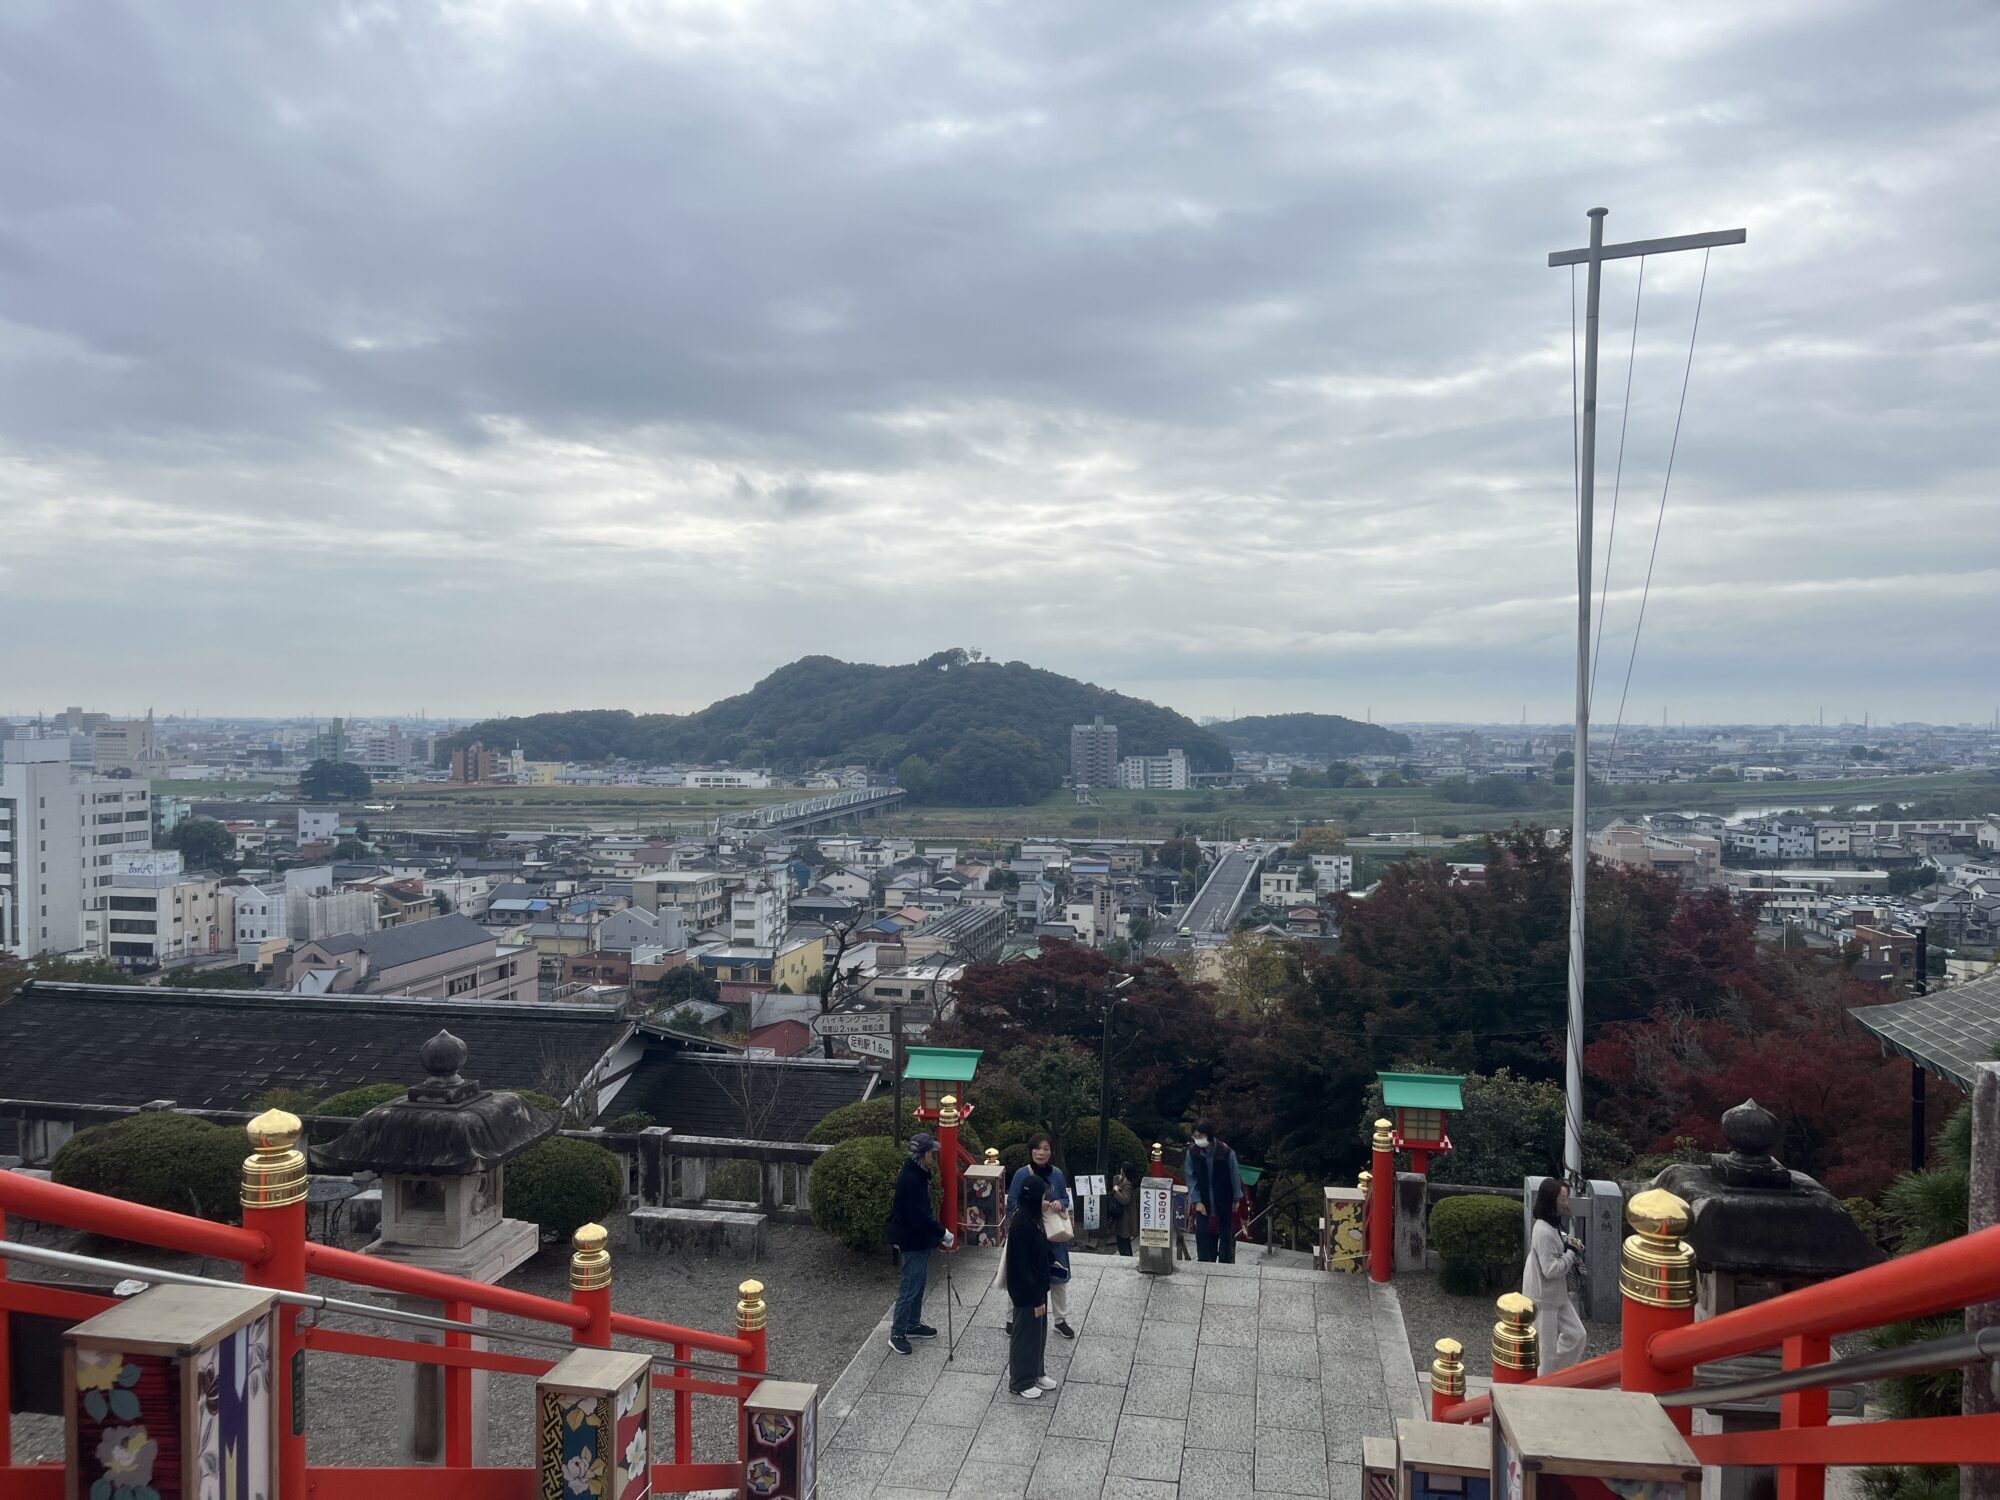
[810,1007,929,1086]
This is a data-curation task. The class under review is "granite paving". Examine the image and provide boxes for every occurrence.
[818,1250,1419,1500]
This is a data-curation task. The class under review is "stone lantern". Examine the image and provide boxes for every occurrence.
[313,1029,557,1463]
[1650,1098,1883,1500]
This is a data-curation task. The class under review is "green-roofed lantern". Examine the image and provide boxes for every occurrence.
[1238,1163,1265,1188]
[903,1046,982,1120]
[1378,1071,1465,1177]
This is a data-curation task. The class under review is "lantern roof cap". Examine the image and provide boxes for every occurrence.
[1378,1072,1465,1112]
[310,1029,557,1176]
[902,1046,981,1083]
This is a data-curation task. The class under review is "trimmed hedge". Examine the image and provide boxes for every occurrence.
[52,1113,246,1222]
[1429,1194,1523,1296]
[705,1159,761,1201]
[804,1095,984,1154]
[315,1083,407,1118]
[503,1136,624,1241]
[809,1136,904,1254]
[1063,1118,1146,1179]
[605,1110,657,1134]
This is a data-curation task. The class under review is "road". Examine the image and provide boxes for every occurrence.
[1179,844,1268,937]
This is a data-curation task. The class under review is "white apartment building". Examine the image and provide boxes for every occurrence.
[1259,867,1301,905]
[0,738,154,957]
[729,884,785,948]
[1117,749,1190,791]
[685,769,771,789]
[97,851,226,970]
[298,808,340,843]
[1309,853,1355,892]
[630,870,728,931]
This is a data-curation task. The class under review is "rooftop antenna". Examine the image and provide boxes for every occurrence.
[1548,204,1744,1189]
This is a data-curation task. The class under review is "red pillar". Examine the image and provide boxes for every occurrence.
[1777,1332,1831,1500]
[1492,1293,1539,1388]
[1429,1338,1466,1421]
[1619,1189,1697,1437]
[737,1280,768,1464]
[240,1110,309,1500]
[442,1297,473,1468]
[0,1207,13,1464]
[570,1222,613,1346]
[939,1095,962,1240]
[1369,1119,1394,1283]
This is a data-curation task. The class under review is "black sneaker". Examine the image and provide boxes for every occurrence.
[908,1324,939,1340]
[887,1332,912,1356]
[1054,1321,1076,1340]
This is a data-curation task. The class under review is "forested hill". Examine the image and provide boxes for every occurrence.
[1212,712,1411,758]
[448,650,1234,805]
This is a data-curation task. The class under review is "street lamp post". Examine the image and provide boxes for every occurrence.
[1097,974,1138,1187]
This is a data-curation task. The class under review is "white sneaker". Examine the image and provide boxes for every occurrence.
[1035,1376,1058,1391]
[1017,1385,1044,1401]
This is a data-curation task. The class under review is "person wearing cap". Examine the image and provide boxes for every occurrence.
[884,1131,955,1356]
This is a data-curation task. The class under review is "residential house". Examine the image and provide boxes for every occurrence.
[284,913,532,1002]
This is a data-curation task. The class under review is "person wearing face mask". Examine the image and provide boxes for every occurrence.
[1183,1117,1244,1264]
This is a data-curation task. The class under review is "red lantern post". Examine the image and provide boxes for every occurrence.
[1369,1118,1394,1283]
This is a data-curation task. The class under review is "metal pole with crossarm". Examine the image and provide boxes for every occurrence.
[1547,209,1745,1186]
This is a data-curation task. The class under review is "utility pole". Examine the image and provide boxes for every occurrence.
[1547,207,1745,1186]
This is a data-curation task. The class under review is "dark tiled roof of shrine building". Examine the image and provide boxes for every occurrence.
[0,981,634,1112]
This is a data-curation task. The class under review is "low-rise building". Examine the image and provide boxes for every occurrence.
[285,913,532,1002]
[631,870,727,930]
[96,852,227,970]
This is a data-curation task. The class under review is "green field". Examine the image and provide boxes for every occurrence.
[331,768,1998,844]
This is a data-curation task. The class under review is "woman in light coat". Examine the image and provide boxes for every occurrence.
[1522,1177,1587,1375]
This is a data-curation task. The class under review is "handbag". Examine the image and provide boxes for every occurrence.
[1043,1201,1075,1244]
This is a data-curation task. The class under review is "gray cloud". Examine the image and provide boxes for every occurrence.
[1,0,1995,722]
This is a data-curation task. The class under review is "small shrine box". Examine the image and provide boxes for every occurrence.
[1361,1434,1398,1500]
[1397,1418,1492,1500]
[1322,1186,1365,1273]
[537,1347,653,1500]
[961,1157,1005,1246]
[65,1282,278,1500]
[1491,1387,1702,1500]
[744,1378,820,1500]
[902,1047,981,1116]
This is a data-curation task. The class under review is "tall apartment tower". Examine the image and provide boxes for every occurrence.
[0,737,155,957]
[1070,718,1120,789]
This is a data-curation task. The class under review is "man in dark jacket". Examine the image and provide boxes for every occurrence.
[885,1132,955,1355]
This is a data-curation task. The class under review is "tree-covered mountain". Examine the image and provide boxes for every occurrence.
[447,650,1234,805]
[1211,712,1410,758]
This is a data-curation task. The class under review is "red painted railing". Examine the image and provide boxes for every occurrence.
[1,1154,762,1498]
[1439,1216,2000,1482]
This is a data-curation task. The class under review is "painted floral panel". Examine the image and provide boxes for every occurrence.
[74,1349,181,1500]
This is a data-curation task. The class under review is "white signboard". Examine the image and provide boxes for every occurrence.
[843,1034,894,1060]
[1082,1194,1101,1231]
[809,1011,890,1036]
[1077,1174,1106,1201]
[1139,1183,1172,1250]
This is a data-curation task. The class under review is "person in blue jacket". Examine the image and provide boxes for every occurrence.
[1006,1133,1074,1339]
[884,1131,955,1355]
[1184,1116,1244,1264]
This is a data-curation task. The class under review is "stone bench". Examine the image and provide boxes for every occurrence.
[627,1206,766,1262]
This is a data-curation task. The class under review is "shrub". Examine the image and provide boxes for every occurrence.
[52,1113,247,1222]
[604,1110,656,1134]
[1429,1194,1522,1296]
[809,1136,904,1254]
[315,1083,407,1118]
[1062,1117,1146,1180]
[253,1087,321,1114]
[503,1136,624,1241]
[805,1096,983,1154]
[705,1159,762,1202]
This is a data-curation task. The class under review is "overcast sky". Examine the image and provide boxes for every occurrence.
[2,0,1995,727]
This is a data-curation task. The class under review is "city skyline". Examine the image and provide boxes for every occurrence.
[1,2,1995,721]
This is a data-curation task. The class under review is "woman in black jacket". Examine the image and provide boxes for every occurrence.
[1004,1175,1058,1398]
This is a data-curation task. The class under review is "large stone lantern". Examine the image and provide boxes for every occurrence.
[1650,1098,1883,1500]
[313,1029,557,1462]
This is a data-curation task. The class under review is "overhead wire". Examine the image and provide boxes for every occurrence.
[1590,257,1646,713]
[1608,249,1712,765]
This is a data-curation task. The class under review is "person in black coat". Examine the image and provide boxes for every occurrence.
[884,1133,955,1356]
[1004,1175,1058,1398]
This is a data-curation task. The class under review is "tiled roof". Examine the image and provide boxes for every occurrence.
[602,1043,871,1141]
[0,981,632,1110]
[299,913,494,971]
[1851,971,2000,1091]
